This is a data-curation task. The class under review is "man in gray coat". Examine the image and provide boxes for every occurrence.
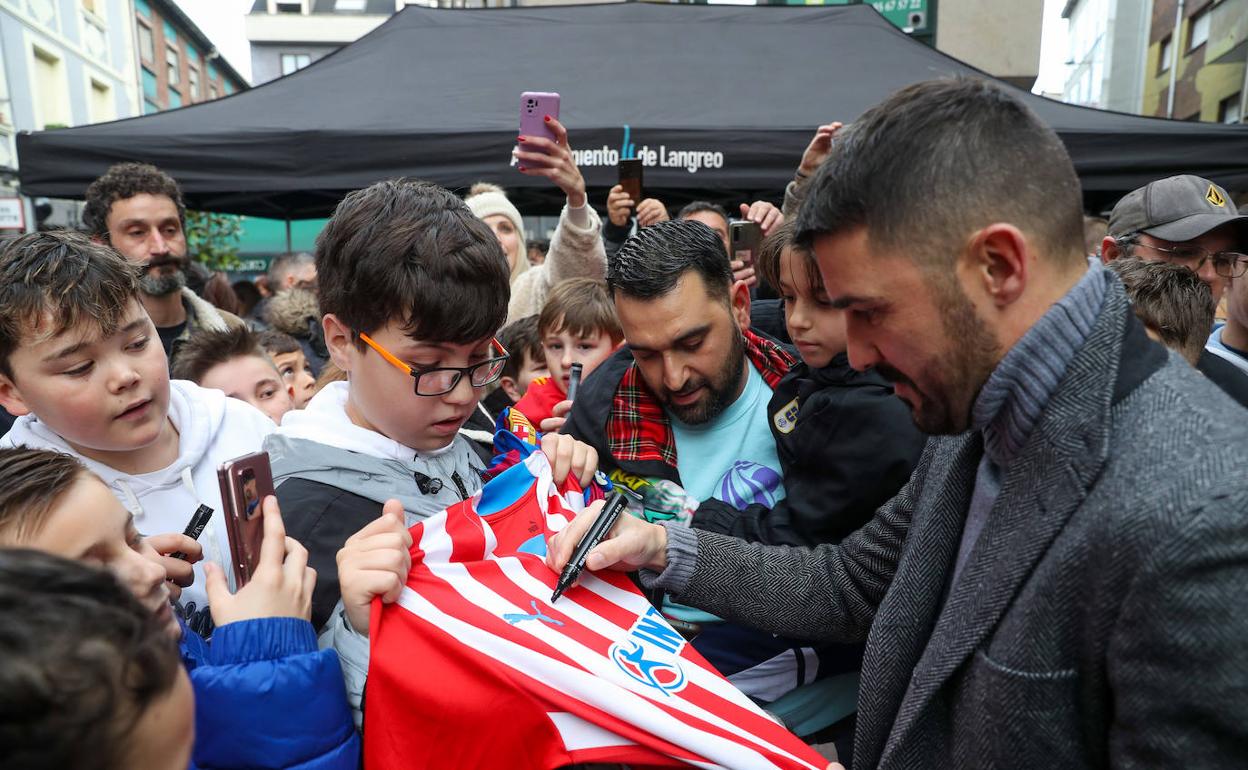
[549,78,1248,769]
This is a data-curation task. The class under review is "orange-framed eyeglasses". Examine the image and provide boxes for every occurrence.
[358,332,510,397]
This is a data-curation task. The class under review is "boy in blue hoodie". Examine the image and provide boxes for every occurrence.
[0,446,360,769]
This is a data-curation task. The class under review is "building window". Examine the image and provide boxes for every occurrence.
[280,53,311,75]
[336,0,367,9]
[274,1,304,13]
[166,46,180,88]
[188,65,200,101]
[89,79,114,123]
[1220,94,1243,124]
[208,82,219,100]
[1158,35,1172,74]
[137,21,154,64]
[32,46,70,128]
[135,0,151,18]
[141,66,158,99]
[1188,7,1210,51]
[144,98,160,114]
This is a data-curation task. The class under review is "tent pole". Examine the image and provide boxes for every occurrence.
[285,218,292,253]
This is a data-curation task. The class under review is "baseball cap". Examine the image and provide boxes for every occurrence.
[1108,175,1248,243]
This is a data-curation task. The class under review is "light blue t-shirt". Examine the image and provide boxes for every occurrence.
[670,362,786,511]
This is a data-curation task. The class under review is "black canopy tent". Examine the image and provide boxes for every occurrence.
[17,2,1248,218]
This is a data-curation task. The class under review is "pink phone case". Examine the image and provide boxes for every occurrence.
[520,91,560,143]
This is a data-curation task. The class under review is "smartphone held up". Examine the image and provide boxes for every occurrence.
[729,221,763,268]
[618,158,643,203]
[520,91,561,144]
[217,451,276,588]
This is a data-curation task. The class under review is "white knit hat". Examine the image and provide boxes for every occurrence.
[465,184,528,283]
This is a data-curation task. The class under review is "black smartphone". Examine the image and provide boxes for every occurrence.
[618,158,643,203]
[217,451,275,587]
[729,221,763,268]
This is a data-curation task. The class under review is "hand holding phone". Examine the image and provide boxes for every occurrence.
[203,495,315,627]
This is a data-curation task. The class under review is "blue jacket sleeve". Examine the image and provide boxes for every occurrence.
[183,616,361,770]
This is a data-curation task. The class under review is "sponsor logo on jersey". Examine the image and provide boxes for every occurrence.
[608,468,653,494]
[609,607,688,697]
[773,397,799,434]
[503,599,564,627]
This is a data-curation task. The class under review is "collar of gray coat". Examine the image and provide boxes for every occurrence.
[970,259,1110,467]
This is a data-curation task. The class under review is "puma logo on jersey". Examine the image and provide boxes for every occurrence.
[504,599,564,626]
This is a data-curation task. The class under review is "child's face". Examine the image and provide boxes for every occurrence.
[778,246,847,369]
[330,317,495,451]
[0,299,174,464]
[499,349,550,404]
[199,354,295,425]
[542,324,619,396]
[2,474,181,640]
[271,349,316,408]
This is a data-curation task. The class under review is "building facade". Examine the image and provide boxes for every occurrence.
[136,0,248,114]
[1060,0,1150,112]
[1143,0,1246,122]
[0,0,140,228]
[246,0,397,86]
[935,0,1045,89]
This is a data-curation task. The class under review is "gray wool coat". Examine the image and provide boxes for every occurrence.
[662,280,1248,769]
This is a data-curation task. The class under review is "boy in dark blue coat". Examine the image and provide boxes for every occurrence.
[0,447,360,770]
[694,221,926,547]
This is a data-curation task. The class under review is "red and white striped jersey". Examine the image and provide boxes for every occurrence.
[364,452,826,770]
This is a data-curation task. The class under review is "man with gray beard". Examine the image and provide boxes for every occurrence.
[84,163,243,370]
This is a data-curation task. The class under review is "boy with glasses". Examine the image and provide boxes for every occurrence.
[263,179,599,726]
[1102,174,1248,407]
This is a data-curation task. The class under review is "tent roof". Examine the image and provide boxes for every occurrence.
[18,2,1248,218]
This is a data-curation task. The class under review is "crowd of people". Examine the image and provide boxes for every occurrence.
[0,76,1246,770]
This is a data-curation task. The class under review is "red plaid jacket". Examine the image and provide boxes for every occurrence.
[607,329,796,472]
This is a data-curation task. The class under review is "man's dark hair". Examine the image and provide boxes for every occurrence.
[267,251,315,288]
[0,548,182,770]
[1106,257,1215,364]
[83,162,186,239]
[315,179,510,345]
[677,200,729,225]
[0,231,140,380]
[608,219,733,303]
[171,326,269,384]
[794,77,1086,272]
[497,315,544,381]
[0,448,84,542]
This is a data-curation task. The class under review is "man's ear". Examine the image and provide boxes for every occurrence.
[1100,235,1120,264]
[0,374,31,418]
[498,376,523,404]
[322,314,356,373]
[963,223,1029,309]
[729,279,752,332]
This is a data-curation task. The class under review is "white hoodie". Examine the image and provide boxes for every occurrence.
[1,380,275,634]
